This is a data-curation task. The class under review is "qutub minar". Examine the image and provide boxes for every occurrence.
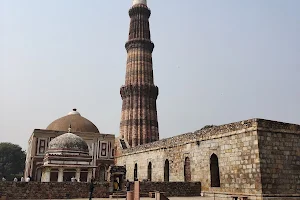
[120,0,159,147]
[21,0,300,199]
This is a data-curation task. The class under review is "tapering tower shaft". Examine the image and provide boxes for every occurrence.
[120,1,159,147]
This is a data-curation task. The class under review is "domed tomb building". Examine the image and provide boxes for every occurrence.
[24,109,115,182]
[41,131,96,182]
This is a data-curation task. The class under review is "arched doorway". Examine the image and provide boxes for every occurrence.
[164,159,169,182]
[147,162,152,181]
[35,167,42,182]
[99,166,106,182]
[184,157,191,182]
[210,153,220,187]
[134,163,138,181]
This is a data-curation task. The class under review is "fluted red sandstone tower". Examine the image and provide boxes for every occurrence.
[120,0,159,147]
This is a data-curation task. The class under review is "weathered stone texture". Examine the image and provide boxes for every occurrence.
[116,118,300,198]
[120,3,159,148]
[0,181,200,199]
[258,129,300,194]
[117,119,262,195]
[0,182,109,199]
[130,182,201,197]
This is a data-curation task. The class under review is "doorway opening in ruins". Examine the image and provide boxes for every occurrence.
[99,166,106,182]
[36,167,42,182]
[107,166,126,192]
[184,157,191,182]
[164,159,169,182]
[148,162,152,181]
[134,163,138,181]
[210,153,220,187]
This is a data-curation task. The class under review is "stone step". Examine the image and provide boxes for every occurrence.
[110,191,127,199]
[109,194,127,198]
[113,192,126,194]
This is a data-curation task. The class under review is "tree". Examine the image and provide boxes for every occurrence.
[0,142,26,180]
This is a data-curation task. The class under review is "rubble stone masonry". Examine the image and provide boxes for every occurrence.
[257,120,300,195]
[116,118,300,199]
[0,182,110,199]
[0,181,201,199]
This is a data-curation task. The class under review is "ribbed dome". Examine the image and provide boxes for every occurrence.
[46,109,99,133]
[48,133,89,152]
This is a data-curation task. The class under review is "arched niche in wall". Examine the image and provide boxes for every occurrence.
[134,163,138,181]
[184,157,191,182]
[147,162,152,181]
[210,153,220,187]
[164,159,169,182]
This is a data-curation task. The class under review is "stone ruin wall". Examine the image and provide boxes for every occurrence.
[117,119,263,196]
[117,118,300,198]
[257,120,300,196]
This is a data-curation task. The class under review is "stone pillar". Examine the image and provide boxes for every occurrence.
[41,167,51,182]
[134,181,140,200]
[76,168,81,182]
[58,168,64,182]
[127,191,134,200]
[87,168,93,182]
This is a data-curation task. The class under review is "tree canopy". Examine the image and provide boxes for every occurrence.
[0,142,26,180]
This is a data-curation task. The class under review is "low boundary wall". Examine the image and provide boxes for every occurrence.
[135,182,201,197]
[0,182,110,199]
[0,181,201,199]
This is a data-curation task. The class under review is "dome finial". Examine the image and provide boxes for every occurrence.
[68,108,81,116]
[133,0,147,6]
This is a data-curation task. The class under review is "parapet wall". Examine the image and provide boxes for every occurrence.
[0,182,110,199]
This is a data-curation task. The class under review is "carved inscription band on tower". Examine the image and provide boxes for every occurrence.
[120,1,159,147]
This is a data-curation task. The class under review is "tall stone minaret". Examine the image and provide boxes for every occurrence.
[120,0,159,147]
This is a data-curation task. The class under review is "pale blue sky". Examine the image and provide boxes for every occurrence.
[1,0,299,150]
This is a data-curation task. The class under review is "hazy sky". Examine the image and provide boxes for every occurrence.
[1,0,299,150]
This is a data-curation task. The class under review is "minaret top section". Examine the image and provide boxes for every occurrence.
[133,0,147,6]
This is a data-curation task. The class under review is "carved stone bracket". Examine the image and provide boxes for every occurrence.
[125,39,154,52]
[129,5,151,18]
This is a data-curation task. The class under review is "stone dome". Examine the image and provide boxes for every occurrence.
[48,133,89,153]
[46,109,99,133]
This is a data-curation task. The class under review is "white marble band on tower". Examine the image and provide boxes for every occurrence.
[133,0,147,6]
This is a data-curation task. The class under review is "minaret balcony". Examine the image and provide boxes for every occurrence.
[125,39,154,52]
